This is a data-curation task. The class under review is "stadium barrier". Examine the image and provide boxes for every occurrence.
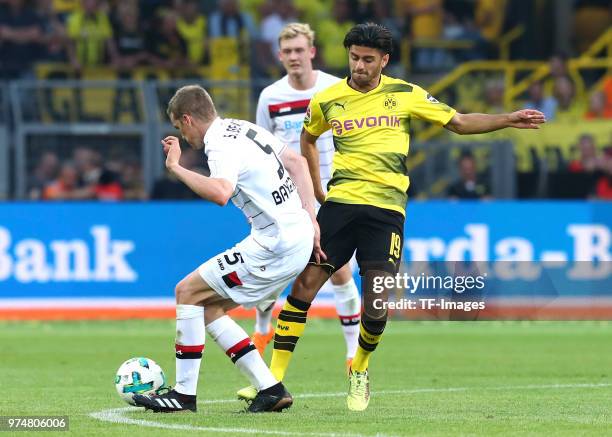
[0,201,610,320]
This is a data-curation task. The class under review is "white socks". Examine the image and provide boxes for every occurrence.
[207,315,277,390]
[333,279,361,359]
[255,306,273,334]
[174,304,205,396]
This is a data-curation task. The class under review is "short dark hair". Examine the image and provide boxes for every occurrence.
[167,85,217,122]
[343,23,394,55]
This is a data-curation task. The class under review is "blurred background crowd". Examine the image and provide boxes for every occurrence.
[0,0,611,201]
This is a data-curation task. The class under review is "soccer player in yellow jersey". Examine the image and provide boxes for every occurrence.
[267,23,546,411]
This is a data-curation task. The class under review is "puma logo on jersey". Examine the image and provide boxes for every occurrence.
[333,102,347,110]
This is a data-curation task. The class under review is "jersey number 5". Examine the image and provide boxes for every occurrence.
[246,128,285,179]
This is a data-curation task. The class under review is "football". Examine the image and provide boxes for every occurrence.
[114,357,167,405]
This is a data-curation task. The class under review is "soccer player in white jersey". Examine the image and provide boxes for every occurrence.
[250,23,361,370]
[132,85,324,413]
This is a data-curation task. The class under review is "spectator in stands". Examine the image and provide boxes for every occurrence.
[447,152,491,199]
[474,0,507,57]
[371,0,401,64]
[95,167,124,200]
[50,0,80,20]
[525,80,557,120]
[543,52,583,97]
[568,134,602,173]
[42,161,82,200]
[175,0,208,65]
[66,0,113,70]
[573,0,611,54]
[595,147,612,200]
[584,90,612,120]
[0,0,45,79]
[208,0,257,65]
[108,1,148,71]
[401,0,444,70]
[552,76,585,123]
[121,157,147,200]
[483,79,505,113]
[316,0,355,74]
[73,147,102,189]
[35,0,69,62]
[28,151,59,199]
[259,0,297,61]
[146,10,190,69]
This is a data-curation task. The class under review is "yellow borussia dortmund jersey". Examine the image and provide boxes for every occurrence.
[304,74,456,215]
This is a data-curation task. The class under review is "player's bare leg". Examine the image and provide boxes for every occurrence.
[329,263,360,372]
[133,270,291,413]
[269,264,331,381]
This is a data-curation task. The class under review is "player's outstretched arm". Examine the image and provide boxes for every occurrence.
[444,109,546,135]
[162,136,234,206]
[280,147,326,262]
[300,129,326,204]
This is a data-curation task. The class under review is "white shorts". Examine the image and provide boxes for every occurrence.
[198,233,313,311]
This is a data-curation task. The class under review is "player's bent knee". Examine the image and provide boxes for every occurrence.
[175,277,201,304]
[174,280,189,304]
[291,267,329,303]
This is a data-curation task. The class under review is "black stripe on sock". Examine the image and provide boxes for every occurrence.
[358,335,378,352]
[361,319,386,336]
[340,319,360,326]
[230,343,256,363]
[287,295,311,312]
[274,334,300,344]
[273,333,301,352]
[176,352,203,359]
[274,341,297,352]
[278,311,307,323]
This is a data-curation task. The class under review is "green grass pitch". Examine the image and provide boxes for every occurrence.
[1,319,611,436]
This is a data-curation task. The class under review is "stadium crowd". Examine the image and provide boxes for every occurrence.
[0,0,610,201]
[3,0,609,78]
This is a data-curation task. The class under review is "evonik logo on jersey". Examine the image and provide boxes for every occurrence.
[330,115,400,136]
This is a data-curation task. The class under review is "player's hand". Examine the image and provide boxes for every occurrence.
[162,136,182,170]
[312,220,327,264]
[507,109,546,129]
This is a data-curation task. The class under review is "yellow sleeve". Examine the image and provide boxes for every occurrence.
[408,84,457,126]
[303,94,330,137]
[66,12,80,38]
[100,13,113,38]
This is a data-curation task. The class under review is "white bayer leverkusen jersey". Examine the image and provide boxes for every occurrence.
[204,117,311,254]
[256,71,340,194]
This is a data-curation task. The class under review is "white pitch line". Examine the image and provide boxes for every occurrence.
[199,382,612,404]
[90,383,611,436]
[89,408,372,437]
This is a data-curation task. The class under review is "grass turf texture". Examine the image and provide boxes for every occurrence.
[1,320,611,436]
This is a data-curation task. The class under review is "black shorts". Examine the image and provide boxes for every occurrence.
[311,201,405,275]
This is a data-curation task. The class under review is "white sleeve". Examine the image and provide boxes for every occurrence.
[256,91,273,132]
[206,144,241,189]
